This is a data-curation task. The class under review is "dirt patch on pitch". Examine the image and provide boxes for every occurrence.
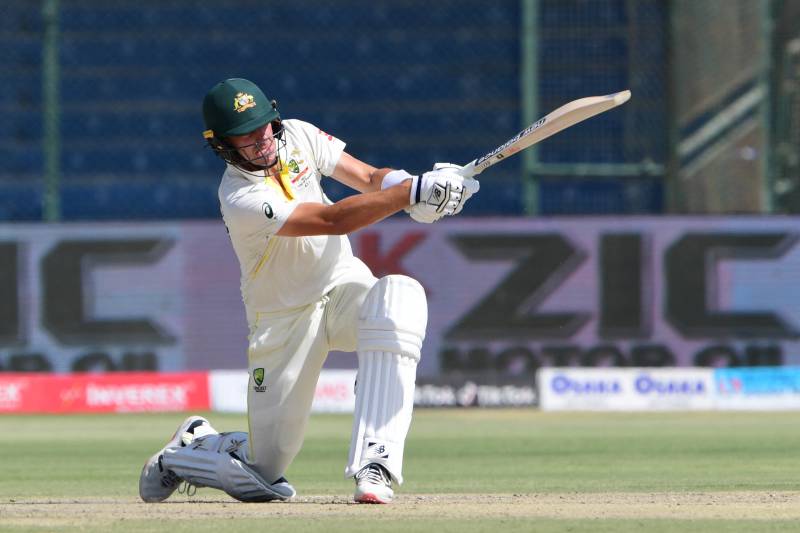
[2,491,800,527]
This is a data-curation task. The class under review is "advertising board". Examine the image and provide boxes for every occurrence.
[714,367,800,410]
[538,368,715,411]
[2,217,799,376]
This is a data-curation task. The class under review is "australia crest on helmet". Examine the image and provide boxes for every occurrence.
[233,92,256,113]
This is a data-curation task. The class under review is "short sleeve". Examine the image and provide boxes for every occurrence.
[289,119,346,176]
[220,180,297,237]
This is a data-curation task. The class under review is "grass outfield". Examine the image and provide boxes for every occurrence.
[2,410,800,531]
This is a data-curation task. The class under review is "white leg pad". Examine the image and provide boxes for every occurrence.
[345,275,427,484]
[162,432,294,502]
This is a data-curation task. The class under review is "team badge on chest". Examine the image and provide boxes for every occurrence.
[286,151,311,189]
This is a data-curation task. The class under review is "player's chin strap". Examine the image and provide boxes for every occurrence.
[162,432,296,502]
[345,275,428,485]
[204,119,288,179]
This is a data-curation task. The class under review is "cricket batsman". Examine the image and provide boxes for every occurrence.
[139,78,479,504]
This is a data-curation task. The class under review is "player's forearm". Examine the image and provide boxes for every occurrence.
[348,167,394,193]
[330,153,394,193]
[322,182,411,234]
[278,182,412,237]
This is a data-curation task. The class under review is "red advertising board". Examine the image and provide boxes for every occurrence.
[0,372,210,413]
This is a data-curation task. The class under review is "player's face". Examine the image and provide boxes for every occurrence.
[227,122,278,168]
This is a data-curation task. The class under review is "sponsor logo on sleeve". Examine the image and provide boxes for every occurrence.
[262,202,274,219]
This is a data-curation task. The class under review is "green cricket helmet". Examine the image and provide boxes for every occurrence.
[202,78,284,171]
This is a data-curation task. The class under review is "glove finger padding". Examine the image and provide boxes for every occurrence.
[438,184,463,215]
[425,180,460,214]
[464,176,480,195]
[452,176,480,214]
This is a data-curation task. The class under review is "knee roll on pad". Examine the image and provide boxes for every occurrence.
[162,432,294,502]
[357,275,427,360]
[346,275,428,484]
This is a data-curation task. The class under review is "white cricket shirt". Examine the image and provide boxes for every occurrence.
[218,119,374,320]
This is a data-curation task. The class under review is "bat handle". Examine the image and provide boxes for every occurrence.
[457,160,478,178]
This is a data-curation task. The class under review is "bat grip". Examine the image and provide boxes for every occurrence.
[457,161,478,178]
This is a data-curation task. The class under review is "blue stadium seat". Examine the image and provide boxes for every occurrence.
[0,73,42,106]
[0,145,43,174]
[59,178,220,220]
[0,180,42,221]
[0,0,667,219]
[541,0,628,27]
[0,6,43,33]
[540,178,662,215]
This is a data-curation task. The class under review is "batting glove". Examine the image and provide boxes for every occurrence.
[432,162,480,214]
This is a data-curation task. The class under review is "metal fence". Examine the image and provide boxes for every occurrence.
[772,0,800,213]
[667,0,771,213]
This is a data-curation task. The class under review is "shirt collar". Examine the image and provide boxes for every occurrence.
[226,163,268,185]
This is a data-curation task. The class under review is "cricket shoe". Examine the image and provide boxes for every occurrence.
[268,476,297,501]
[139,415,217,502]
[354,463,393,504]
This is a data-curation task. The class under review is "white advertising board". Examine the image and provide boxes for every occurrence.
[210,369,357,413]
[538,368,715,411]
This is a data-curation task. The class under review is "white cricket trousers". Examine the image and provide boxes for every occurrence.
[245,277,377,484]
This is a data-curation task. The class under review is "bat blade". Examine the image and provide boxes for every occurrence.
[458,90,631,177]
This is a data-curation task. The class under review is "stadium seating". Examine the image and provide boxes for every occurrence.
[0,0,666,220]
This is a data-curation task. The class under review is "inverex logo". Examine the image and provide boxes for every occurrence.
[634,374,705,395]
[86,383,190,409]
[550,374,622,395]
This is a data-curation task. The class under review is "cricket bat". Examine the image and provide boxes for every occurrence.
[458,90,631,178]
